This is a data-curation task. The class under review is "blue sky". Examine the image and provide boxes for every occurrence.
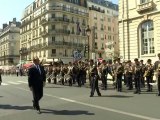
[0,0,118,29]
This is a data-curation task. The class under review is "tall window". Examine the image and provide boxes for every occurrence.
[140,0,150,4]
[141,20,154,55]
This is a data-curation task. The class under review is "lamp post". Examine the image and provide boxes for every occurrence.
[86,25,91,60]
[19,49,22,64]
[4,52,6,65]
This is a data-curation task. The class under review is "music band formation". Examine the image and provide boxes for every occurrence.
[45,54,160,97]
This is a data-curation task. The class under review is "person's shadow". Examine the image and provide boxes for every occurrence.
[0,104,32,110]
[41,109,95,115]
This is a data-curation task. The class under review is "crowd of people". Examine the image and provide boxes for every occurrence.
[44,54,160,96]
[1,55,160,114]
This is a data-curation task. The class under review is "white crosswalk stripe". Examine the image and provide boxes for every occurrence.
[1,81,28,86]
[17,81,28,84]
[7,81,21,85]
[1,83,9,86]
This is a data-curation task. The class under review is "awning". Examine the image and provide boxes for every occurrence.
[23,63,33,69]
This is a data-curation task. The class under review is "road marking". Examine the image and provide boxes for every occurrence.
[59,98,76,102]
[1,83,9,86]
[7,81,21,85]
[17,81,28,84]
[15,87,160,120]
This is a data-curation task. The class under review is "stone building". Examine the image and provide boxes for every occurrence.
[20,0,88,63]
[119,0,160,62]
[0,18,21,65]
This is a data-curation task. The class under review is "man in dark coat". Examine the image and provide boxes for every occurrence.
[28,57,46,114]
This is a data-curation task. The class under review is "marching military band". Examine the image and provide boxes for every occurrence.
[45,55,160,97]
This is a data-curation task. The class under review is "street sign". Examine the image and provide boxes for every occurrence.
[73,50,82,60]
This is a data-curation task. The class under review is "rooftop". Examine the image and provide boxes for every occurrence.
[89,0,118,11]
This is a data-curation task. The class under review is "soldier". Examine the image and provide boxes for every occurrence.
[99,60,112,90]
[125,60,133,90]
[72,62,79,84]
[111,59,117,88]
[67,62,73,86]
[89,59,101,97]
[115,58,124,92]
[77,61,84,87]
[133,58,141,94]
[153,53,160,96]
[144,59,154,92]
[140,60,145,87]
[52,62,58,84]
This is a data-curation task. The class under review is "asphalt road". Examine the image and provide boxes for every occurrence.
[0,75,160,120]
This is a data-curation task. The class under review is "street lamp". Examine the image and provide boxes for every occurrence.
[19,49,22,64]
[86,25,91,60]
[4,52,6,65]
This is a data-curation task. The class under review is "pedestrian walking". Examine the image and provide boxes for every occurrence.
[28,57,46,114]
[16,67,19,77]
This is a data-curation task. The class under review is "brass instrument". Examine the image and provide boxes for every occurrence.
[143,64,152,77]
[116,63,123,75]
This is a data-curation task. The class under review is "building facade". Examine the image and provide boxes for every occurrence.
[20,0,88,63]
[119,0,160,62]
[87,0,119,60]
[0,18,21,65]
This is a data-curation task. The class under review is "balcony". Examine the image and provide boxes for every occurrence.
[40,31,48,37]
[51,54,56,57]
[20,47,28,54]
[47,6,89,16]
[137,1,154,13]
[49,17,70,23]
[40,18,47,25]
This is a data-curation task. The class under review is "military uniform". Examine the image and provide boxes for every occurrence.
[99,63,111,90]
[133,63,141,94]
[115,63,124,92]
[153,60,160,96]
[125,63,133,90]
[89,63,101,97]
[144,64,154,92]
[140,63,146,87]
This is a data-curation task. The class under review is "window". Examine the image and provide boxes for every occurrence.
[52,14,55,18]
[140,0,150,4]
[52,37,55,42]
[52,49,56,54]
[141,20,154,55]
[52,25,55,30]
[108,26,111,31]
[108,18,111,22]
[94,13,97,19]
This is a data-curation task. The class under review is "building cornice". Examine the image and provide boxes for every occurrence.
[119,10,160,22]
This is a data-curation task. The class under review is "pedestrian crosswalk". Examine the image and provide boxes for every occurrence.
[1,81,28,86]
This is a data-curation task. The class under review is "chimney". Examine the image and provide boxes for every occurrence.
[13,18,16,24]
[3,24,8,29]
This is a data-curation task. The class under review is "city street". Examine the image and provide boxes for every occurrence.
[0,75,160,120]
